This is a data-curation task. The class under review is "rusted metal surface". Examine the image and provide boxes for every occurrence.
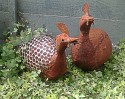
[71,3,112,70]
[20,22,78,80]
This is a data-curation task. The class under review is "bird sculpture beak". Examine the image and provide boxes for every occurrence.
[67,37,79,48]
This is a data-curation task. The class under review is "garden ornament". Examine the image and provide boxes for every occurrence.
[71,3,112,70]
[20,22,78,80]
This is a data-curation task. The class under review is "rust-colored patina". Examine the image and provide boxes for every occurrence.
[41,23,78,79]
[20,22,78,80]
[71,3,112,70]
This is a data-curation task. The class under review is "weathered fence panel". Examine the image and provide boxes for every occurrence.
[0,0,125,44]
[0,0,16,41]
[17,0,125,44]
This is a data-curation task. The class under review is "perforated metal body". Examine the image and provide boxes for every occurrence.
[20,35,56,71]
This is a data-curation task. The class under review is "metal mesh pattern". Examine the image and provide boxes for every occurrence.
[20,35,56,70]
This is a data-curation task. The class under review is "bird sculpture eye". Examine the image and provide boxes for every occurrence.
[62,39,64,41]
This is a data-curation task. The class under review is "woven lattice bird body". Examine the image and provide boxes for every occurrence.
[20,23,78,80]
[20,35,56,71]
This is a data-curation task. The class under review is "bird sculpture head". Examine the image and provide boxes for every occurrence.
[56,23,78,53]
[79,3,94,33]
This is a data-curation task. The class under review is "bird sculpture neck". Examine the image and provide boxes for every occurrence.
[79,23,92,43]
[80,25,91,35]
[57,43,67,54]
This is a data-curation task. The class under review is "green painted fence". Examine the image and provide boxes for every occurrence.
[0,0,125,44]
[0,0,16,41]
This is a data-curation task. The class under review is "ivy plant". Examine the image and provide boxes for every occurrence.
[0,23,125,99]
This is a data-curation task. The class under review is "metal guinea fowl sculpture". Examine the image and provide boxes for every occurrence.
[71,3,112,70]
[20,23,78,80]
